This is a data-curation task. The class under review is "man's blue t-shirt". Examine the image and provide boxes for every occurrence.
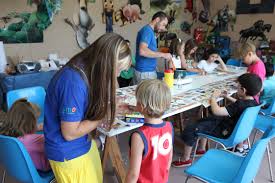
[135,25,157,72]
[44,67,91,162]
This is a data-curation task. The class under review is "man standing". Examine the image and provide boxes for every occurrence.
[134,11,172,84]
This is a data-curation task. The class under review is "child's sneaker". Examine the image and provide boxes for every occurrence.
[234,148,247,156]
[191,150,206,157]
[172,159,192,167]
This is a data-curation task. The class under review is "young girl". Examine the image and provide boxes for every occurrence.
[126,79,173,183]
[182,38,205,74]
[197,48,228,73]
[0,99,50,172]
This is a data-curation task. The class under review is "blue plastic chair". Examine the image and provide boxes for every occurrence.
[185,127,275,183]
[0,135,54,183]
[226,58,242,67]
[253,115,275,181]
[6,86,46,123]
[260,98,275,116]
[193,104,263,162]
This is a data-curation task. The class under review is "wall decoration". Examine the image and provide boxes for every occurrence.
[103,0,114,32]
[114,4,142,27]
[236,0,274,14]
[150,0,183,47]
[0,0,62,44]
[64,0,95,49]
[198,0,210,23]
[239,20,272,42]
[209,5,236,33]
[129,0,145,14]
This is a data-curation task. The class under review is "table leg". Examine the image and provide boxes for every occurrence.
[101,136,126,183]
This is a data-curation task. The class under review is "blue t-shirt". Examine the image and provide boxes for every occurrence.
[135,25,157,72]
[44,67,91,162]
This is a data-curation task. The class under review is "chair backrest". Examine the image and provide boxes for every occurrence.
[0,135,42,183]
[228,104,262,146]
[226,58,241,66]
[233,127,275,183]
[6,86,46,123]
[265,98,275,115]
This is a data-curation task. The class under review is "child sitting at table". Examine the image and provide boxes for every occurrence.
[261,62,275,105]
[0,99,51,171]
[169,38,205,74]
[197,48,228,73]
[125,79,173,183]
[172,73,262,167]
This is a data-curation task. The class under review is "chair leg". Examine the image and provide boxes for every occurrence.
[247,138,251,149]
[1,170,5,183]
[192,138,200,163]
[252,130,258,146]
[266,146,274,182]
[269,141,273,153]
[185,176,190,183]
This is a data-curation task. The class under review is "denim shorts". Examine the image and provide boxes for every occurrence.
[133,69,157,84]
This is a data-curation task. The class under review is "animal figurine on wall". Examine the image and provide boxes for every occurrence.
[199,0,210,23]
[64,0,95,49]
[103,0,114,33]
[239,20,272,42]
[209,5,236,33]
[129,0,145,14]
[114,4,141,27]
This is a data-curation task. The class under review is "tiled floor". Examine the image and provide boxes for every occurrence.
[1,130,274,183]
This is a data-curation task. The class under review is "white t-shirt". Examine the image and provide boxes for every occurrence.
[172,55,182,68]
[197,60,218,73]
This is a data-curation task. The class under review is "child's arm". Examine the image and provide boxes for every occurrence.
[220,90,237,103]
[216,56,228,72]
[210,90,230,116]
[179,54,189,69]
[125,132,144,183]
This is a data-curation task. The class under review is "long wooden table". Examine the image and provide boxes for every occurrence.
[98,66,247,183]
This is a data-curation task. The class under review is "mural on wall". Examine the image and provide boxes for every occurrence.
[64,0,95,49]
[0,0,62,44]
[236,0,274,14]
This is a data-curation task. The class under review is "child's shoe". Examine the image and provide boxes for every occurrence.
[172,159,192,167]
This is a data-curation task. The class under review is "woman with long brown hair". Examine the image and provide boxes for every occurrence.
[44,33,131,182]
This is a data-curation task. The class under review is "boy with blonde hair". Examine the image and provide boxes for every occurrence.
[125,79,173,183]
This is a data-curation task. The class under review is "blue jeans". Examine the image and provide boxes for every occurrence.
[106,16,113,33]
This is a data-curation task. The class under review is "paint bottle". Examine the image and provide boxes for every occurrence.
[164,69,174,88]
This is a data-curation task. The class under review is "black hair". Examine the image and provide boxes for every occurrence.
[265,62,274,78]
[238,73,262,96]
[152,11,167,21]
[205,48,219,59]
[169,38,183,56]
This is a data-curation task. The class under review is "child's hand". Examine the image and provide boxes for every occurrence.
[37,123,43,131]
[221,90,228,97]
[211,90,221,99]
[217,56,223,62]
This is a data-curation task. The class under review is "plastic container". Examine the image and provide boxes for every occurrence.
[164,69,174,88]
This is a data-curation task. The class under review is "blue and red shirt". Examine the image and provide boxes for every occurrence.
[130,121,174,183]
